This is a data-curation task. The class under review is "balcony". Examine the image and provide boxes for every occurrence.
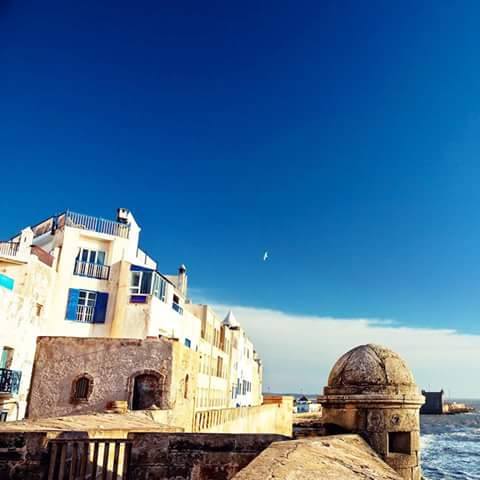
[0,369,21,395]
[65,211,130,238]
[0,242,54,267]
[74,260,110,280]
[0,242,21,262]
[172,302,183,315]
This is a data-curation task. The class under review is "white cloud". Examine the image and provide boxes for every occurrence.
[211,303,480,398]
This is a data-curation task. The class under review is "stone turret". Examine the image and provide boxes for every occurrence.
[318,344,424,480]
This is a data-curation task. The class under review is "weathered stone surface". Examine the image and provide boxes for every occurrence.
[233,435,403,480]
[0,432,287,480]
[326,344,418,395]
[27,336,198,431]
[128,433,287,480]
[0,412,179,433]
[0,432,50,479]
[319,344,424,480]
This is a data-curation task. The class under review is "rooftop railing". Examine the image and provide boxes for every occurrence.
[0,368,21,395]
[65,211,130,238]
[0,242,20,259]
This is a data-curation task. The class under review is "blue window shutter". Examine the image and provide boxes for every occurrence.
[93,292,108,323]
[66,289,80,320]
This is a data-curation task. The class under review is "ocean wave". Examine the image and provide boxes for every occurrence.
[421,410,480,479]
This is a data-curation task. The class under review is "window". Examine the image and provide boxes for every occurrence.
[141,272,152,293]
[130,270,152,294]
[0,347,13,369]
[216,357,223,377]
[152,274,167,301]
[66,289,108,324]
[184,338,191,348]
[0,350,6,369]
[130,270,167,301]
[77,291,97,322]
[184,374,189,399]
[388,432,411,454]
[74,249,109,279]
[0,411,7,422]
[76,248,106,265]
[71,374,93,403]
[130,272,142,293]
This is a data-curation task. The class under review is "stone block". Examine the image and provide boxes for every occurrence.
[128,465,169,479]
[233,434,286,452]
[385,453,418,469]
[169,435,236,452]
[367,432,388,456]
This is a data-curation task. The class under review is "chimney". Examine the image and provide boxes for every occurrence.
[116,208,130,224]
[178,264,187,296]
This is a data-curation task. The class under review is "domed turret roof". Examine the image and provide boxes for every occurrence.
[324,344,418,397]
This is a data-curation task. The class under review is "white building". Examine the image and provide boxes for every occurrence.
[0,208,262,420]
[223,311,259,407]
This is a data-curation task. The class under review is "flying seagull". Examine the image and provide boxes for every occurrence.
[263,250,269,261]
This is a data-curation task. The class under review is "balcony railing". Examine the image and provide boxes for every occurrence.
[74,260,110,280]
[0,242,20,258]
[65,211,130,238]
[0,369,21,395]
[172,302,184,315]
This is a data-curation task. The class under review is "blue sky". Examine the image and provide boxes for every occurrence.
[2,1,480,393]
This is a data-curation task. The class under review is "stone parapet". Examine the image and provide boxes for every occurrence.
[193,396,293,436]
[233,435,403,480]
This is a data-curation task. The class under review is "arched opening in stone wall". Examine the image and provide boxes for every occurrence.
[70,373,94,403]
[130,371,164,410]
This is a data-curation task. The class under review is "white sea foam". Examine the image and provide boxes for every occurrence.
[421,408,480,480]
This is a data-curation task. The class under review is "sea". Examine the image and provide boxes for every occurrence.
[421,399,480,480]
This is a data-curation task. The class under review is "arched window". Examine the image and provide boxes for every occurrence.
[184,374,189,399]
[71,374,93,403]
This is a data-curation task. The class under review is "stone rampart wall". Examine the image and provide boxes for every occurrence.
[128,433,287,480]
[0,431,287,480]
[193,396,293,436]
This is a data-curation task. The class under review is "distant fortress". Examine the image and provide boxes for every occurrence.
[421,390,474,415]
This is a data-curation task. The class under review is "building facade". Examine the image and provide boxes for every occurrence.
[0,208,262,421]
[27,336,198,430]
